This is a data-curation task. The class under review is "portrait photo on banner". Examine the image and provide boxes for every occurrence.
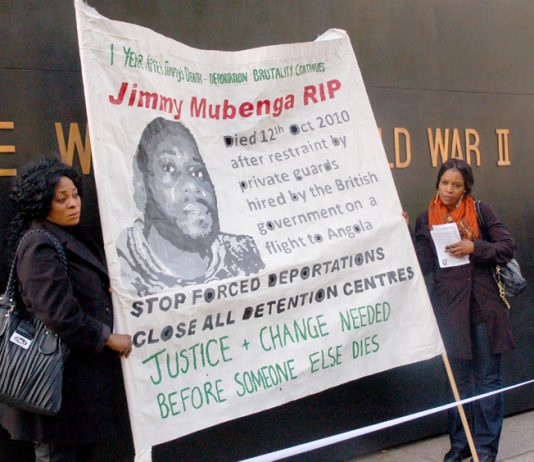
[116,116,265,297]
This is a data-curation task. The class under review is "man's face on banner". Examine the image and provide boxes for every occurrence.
[144,132,220,251]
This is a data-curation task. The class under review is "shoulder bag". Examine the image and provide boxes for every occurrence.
[476,200,527,308]
[0,230,70,416]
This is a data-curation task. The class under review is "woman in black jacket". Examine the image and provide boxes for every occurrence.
[0,159,132,462]
[414,159,515,462]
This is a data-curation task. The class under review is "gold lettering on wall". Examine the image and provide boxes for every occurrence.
[465,129,481,166]
[378,127,412,168]
[54,123,92,174]
[427,128,450,167]
[0,121,17,176]
[393,128,411,168]
[427,128,484,167]
[496,129,511,166]
[450,129,463,159]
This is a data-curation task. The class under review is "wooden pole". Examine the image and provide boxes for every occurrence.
[441,353,479,462]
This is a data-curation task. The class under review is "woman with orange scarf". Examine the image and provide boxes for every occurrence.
[414,159,516,462]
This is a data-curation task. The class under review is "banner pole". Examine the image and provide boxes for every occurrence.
[441,353,479,462]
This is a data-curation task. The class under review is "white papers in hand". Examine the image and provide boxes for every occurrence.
[430,223,470,268]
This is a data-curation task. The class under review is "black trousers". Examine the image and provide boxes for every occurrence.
[448,323,504,457]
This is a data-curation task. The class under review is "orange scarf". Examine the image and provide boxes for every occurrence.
[428,194,479,240]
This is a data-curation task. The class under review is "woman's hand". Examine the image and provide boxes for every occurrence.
[106,333,133,358]
[445,239,474,257]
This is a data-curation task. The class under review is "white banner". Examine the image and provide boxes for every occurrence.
[75,2,444,460]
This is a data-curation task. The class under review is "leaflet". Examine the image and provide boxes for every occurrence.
[430,223,470,268]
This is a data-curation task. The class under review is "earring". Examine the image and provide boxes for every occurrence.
[455,193,464,208]
[434,191,439,203]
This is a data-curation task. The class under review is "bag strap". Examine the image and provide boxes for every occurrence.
[3,229,67,308]
[475,200,489,242]
[475,201,512,307]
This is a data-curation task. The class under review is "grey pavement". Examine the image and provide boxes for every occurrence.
[350,410,534,462]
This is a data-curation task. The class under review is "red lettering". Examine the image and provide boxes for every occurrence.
[239,102,254,117]
[327,79,341,98]
[223,100,236,119]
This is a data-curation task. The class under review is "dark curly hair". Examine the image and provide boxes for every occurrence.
[7,159,82,255]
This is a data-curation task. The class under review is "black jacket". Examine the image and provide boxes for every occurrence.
[414,201,515,359]
[0,220,126,445]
